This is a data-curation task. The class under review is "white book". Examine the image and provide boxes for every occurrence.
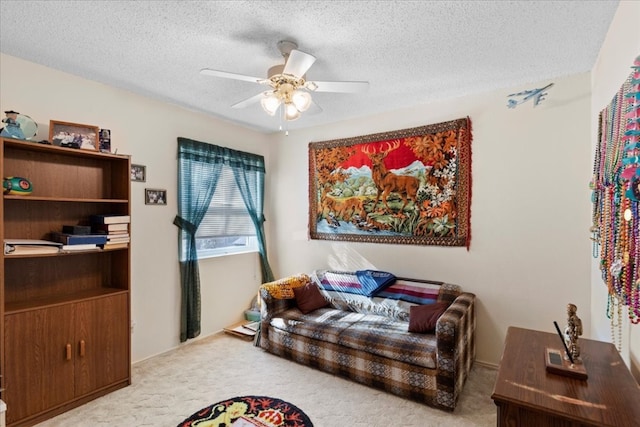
[61,244,99,251]
[106,233,130,240]
[103,242,129,249]
[4,239,61,246]
[4,239,61,255]
[106,237,130,243]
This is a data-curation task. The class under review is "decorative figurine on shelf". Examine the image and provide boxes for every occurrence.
[0,110,26,140]
[3,176,33,195]
[564,303,583,362]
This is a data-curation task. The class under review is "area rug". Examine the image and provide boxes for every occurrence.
[177,395,314,427]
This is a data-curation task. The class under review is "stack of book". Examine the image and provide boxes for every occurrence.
[90,214,130,249]
[51,228,107,251]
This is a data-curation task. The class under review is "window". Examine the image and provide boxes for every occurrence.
[180,164,260,259]
[175,137,273,339]
[176,139,267,262]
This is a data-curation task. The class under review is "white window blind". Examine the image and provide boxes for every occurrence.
[196,165,256,239]
[185,164,259,259]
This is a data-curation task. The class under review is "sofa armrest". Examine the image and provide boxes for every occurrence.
[258,274,311,348]
[435,292,476,410]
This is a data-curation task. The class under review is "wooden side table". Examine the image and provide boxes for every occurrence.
[491,326,640,427]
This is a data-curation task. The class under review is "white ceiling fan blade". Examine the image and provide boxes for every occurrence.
[200,68,264,84]
[309,80,369,93]
[231,92,266,109]
[282,49,316,78]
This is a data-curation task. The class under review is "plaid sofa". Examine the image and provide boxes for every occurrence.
[258,272,476,411]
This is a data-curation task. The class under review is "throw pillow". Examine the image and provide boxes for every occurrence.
[261,274,310,299]
[408,302,449,333]
[293,282,329,314]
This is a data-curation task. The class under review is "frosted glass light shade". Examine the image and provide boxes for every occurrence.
[291,90,312,112]
[261,93,281,116]
[284,103,301,121]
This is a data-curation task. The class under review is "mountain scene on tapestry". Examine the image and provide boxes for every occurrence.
[309,117,472,248]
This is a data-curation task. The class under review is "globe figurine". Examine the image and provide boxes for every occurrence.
[0,110,26,140]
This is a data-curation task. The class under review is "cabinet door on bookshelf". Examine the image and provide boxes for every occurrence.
[4,306,75,424]
[75,294,129,395]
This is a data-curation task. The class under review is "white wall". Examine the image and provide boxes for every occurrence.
[3,0,635,368]
[271,73,593,365]
[590,0,640,378]
[0,53,272,363]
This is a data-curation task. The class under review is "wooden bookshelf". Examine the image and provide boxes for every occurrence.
[1,137,131,426]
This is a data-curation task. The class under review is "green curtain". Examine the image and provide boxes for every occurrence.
[173,138,223,342]
[232,166,274,283]
[173,137,274,342]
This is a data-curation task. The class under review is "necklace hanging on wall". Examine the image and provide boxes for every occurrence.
[591,55,640,334]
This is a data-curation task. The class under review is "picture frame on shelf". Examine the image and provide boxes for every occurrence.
[145,188,167,205]
[49,120,99,151]
[131,164,146,182]
[99,128,111,153]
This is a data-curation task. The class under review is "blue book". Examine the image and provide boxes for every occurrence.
[51,232,108,245]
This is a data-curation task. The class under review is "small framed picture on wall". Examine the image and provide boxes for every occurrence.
[145,188,167,205]
[131,164,146,182]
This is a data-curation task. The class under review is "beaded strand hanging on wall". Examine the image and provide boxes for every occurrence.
[591,55,640,348]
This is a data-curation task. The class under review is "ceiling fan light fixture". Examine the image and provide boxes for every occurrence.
[201,40,369,129]
[291,90,312,112]
[284,102,301,121]
[260,92,281,116]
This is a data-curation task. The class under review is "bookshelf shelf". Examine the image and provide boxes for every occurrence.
[5,288,128,314]
[2,246,130,259]
[0,136,132,426]
[4,195,129,203]
[3,137,126,160]
[4,251,81,259]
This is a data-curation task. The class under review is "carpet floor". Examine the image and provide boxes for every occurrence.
[35,332,497,426]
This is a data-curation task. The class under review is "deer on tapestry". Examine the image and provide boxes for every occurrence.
[361,140,420,211]
[321,195,366,221]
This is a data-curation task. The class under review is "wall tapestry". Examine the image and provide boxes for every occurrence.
[591,55,640,336]
[308,117,472,248]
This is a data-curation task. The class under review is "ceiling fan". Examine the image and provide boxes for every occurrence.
[200,40,369,121]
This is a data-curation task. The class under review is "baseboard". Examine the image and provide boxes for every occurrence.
[474,359,498,370]
[132,330,225,365]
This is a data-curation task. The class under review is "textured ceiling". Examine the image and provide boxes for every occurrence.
[0,1,620,134]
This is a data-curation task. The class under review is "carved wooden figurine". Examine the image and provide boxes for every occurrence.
[564,303,583,362]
